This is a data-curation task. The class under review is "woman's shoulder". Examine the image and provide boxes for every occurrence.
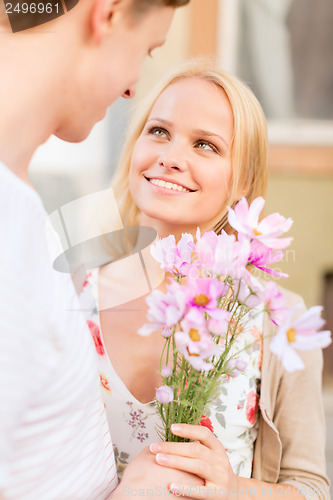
[275,283,306,312]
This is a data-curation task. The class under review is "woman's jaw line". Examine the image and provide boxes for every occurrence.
[138,212,200,242]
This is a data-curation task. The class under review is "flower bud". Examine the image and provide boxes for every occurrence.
[156,385,174,404]
[225,359,240,378]
[162,327,172,338]
[161,366,173,378]
[236,360,247,372]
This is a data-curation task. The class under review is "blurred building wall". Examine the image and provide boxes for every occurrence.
[29,0,333,316]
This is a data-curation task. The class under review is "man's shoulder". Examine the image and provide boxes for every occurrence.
[0,161,45,215]
[0,162,47,261]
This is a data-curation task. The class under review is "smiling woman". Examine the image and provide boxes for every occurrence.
[129,77,235,237]
[82,60,328,499]
[112,60,267,238]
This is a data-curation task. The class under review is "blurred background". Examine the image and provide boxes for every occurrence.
[29,0,333,485]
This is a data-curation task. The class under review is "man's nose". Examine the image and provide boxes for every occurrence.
[122,85,136,99]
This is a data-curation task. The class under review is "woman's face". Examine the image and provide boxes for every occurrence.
[129,77,234,236]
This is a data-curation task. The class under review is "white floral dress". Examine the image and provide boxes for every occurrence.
[80,269,263,480]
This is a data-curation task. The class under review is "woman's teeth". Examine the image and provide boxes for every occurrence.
[149,178,190,192]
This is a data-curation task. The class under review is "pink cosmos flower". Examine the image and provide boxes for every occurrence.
[208,314,231,336]
[185,276,228,322]
[150,233,194,276]
[247,239,288,278]
[195,228,250,279]
[175,309,220,371]
[216,231,251,280]
[234,280,262,309]
[156,385,174,404]
[260,281,288,325]
[270,305,332,372]
[138,280,186,336]
[228,197,293,250]
[195,228,220,270]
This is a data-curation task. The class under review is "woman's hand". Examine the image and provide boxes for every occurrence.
[149,423,240,499]
[113,445,204,499]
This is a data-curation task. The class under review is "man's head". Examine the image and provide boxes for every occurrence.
[0,0,189,33]
[0,0,189,143]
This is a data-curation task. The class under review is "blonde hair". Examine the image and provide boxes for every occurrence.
[111,59,268,235]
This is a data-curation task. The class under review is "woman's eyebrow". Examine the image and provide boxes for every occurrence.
[146,118,172,126]
[193,129,228,148]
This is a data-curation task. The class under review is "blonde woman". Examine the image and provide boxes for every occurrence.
[84,61,328,499]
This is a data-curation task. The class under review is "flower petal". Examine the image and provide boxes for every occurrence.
[248,196,265,228]
[280,346,305,372]
[293,330,332,351]
[292,305,326,332]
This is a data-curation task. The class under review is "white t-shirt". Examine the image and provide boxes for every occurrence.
[0,163,118,499]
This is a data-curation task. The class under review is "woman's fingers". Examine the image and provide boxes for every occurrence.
[153,450,226,485]
[172,423,224,451]
[150,440,215,462]
[149,424,236,491]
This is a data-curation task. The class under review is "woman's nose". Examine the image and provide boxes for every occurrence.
[158,141,187,171]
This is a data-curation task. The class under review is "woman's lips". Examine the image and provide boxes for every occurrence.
[145,176,194,193]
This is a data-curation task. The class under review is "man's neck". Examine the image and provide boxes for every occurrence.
[0,31,66,183]
[0,103,52,184]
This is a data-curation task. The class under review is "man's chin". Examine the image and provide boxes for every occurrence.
[54,127,92,143]
[54,109,106,143]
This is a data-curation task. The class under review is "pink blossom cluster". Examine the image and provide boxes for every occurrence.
[139,197,331,407]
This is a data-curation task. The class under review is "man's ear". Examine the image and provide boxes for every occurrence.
[89,0,122,43]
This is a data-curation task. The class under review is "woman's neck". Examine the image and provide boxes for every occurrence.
[138,213,197,243]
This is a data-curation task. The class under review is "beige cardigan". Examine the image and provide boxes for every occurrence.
[252,288,330,500]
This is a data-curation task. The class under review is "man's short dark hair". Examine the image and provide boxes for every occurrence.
[132,0,190,10]
[128,0,189,23]
[1,0,189,34]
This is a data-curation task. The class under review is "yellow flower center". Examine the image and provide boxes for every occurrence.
[287,328,297,343]
[194,294,210,306]
[253,228,261,236]
[189,328,201,342]
[187,347,200,357]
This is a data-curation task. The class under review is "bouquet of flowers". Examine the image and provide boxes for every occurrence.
[138,197,331,442]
